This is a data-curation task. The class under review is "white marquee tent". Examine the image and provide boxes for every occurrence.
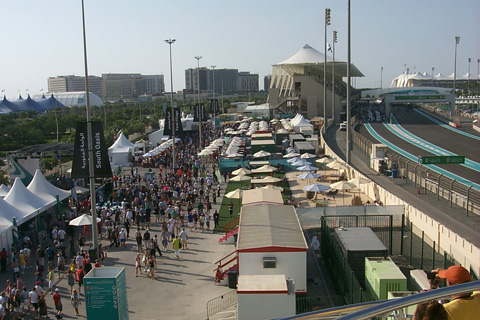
[27,169,71,203]
[108,133,136,166]
[290,114,313,133]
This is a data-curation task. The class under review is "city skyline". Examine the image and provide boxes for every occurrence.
[0,0,478,99]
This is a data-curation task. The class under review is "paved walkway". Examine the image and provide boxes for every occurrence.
[0,168,237,320]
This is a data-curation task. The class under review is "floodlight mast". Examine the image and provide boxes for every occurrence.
[165,38,176,170]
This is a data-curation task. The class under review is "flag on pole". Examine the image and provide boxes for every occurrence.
[40,88,44,91]
[327,43,332,52]
[1,90,4,93]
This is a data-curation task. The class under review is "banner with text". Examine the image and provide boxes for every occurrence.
[72,121,112,178]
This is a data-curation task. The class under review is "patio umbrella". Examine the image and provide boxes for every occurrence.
[303,183,331,192]
[329,180,357,205]
[291,159,309,167]
[327,161,348,171]
[297,172,322,180]
[226,152,243,158]
[253,150,271,158]
[69,214,101,226]
[232,168,251,176]
[316,157,334,164]
[262,185,284,192]
[296,165,319,171]
[225,189,243,199]
[283,153,300,158]
[287,157,303,164]
[300,153,316,159]
[348,176,370,186]
[251,165,278,174]
[229,175,252,182]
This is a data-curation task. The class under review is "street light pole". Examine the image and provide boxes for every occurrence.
[468,58,471,93]
[380,67,383,96]
[195,56,202,148]
[212,65,216,123]
[453,36,460,96]
[81,0,99,257]
[346,0,351,164]
[323,8,331,134]
[332,30,337,124]
[432,67,434,87]
[165,38,176,170]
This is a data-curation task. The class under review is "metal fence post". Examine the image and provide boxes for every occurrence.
[409,222,413,266]
[443,251,447,269]
[400,214,405,255]
[436,174,442,200]
[432,241,436,271]
[450,180,455,208]
[466,186,472,216]
[389,215,393,255]
[421,231,425,270]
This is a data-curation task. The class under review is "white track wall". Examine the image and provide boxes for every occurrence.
[322,130,480,276]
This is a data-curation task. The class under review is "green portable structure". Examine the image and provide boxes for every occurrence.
[365,257,407,300]
[84,267,128,320]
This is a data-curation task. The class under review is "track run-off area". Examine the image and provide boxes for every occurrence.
[360,108,480,191]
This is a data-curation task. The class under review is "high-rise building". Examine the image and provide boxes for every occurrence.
[238,72,259,92]
[47,75,103,97]
[185,68,258,94]
[264,75,272,91]
[102,73,147,100]
[144,75,165,95]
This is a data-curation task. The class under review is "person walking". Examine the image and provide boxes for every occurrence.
[179,228,188,249]
[213,210,220,229]
[71,289,80,316]
[228,201,234,218]
[135,254,142,277]
[172,236,181,260]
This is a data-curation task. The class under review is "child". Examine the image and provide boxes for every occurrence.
[71,289,80,316]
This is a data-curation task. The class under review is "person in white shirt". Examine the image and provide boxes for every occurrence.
[29,287,39,318]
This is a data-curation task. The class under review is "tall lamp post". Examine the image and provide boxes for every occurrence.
[453,36,460,96]
[195,56,202,148]
[81,0,99,257]
[380,67,383,96]
[332,30,337,124]
[323,8,331,134]
[211,65,216,122]
[468,58,471,92]
[346,0,351,164]
[432,67,435,87]
[165,38,176,169]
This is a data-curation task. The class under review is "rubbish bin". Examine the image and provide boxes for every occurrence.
[233,233,238,243]
[88,245,102,261]
[391,169,398,178]
[227,271,238,289]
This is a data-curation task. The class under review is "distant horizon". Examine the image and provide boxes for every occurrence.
[0,0,478,99]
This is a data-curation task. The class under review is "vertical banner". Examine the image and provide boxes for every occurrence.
[200,103,207,122]
[162,102,167,114]
[210,99,220,115]
[164,108,172,136]
[173,108,183,135]
[71,121,112,178]
[193,104,199,122]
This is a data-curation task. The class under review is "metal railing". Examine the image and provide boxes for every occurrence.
[277,280,480,319]
[206,291,237,319]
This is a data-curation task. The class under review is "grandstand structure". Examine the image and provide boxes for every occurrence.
[268,44,364,123]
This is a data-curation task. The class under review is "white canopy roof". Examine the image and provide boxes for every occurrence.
[4,178,53,225]
[27,169,71,202]
[0,185,10,198]
[0,196,27,225]
[108,133,135,154]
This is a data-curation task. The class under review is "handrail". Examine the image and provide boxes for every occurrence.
[223,217,240,235]
[215,250,237,266]
[338,280,480,320]
[214,255,238,272]
[276,280,480,320]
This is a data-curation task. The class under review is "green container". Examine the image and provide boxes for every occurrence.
[84,267,128,320]
[365,257,407,300]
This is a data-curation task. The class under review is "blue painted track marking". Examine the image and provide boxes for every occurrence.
[387,115,480,172]
[364,123,480,190]
[414,108,480,141]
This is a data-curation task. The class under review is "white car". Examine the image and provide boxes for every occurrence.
[340,121,347,131]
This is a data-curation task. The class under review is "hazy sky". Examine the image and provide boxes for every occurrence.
[1,0,479,98]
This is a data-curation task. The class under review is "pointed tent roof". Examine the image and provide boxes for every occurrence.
[275,44,364,77]
[4,178,53,225]
[108,132,136,153]
[36,94,67,110]
[0,196,27,226]
[27,169,71,202]
[0,97,17,113]
[0,185,10,197]
[13,95,46,112]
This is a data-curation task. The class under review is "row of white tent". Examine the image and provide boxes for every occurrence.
[392,72,478,88]
[0,170,71,250]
